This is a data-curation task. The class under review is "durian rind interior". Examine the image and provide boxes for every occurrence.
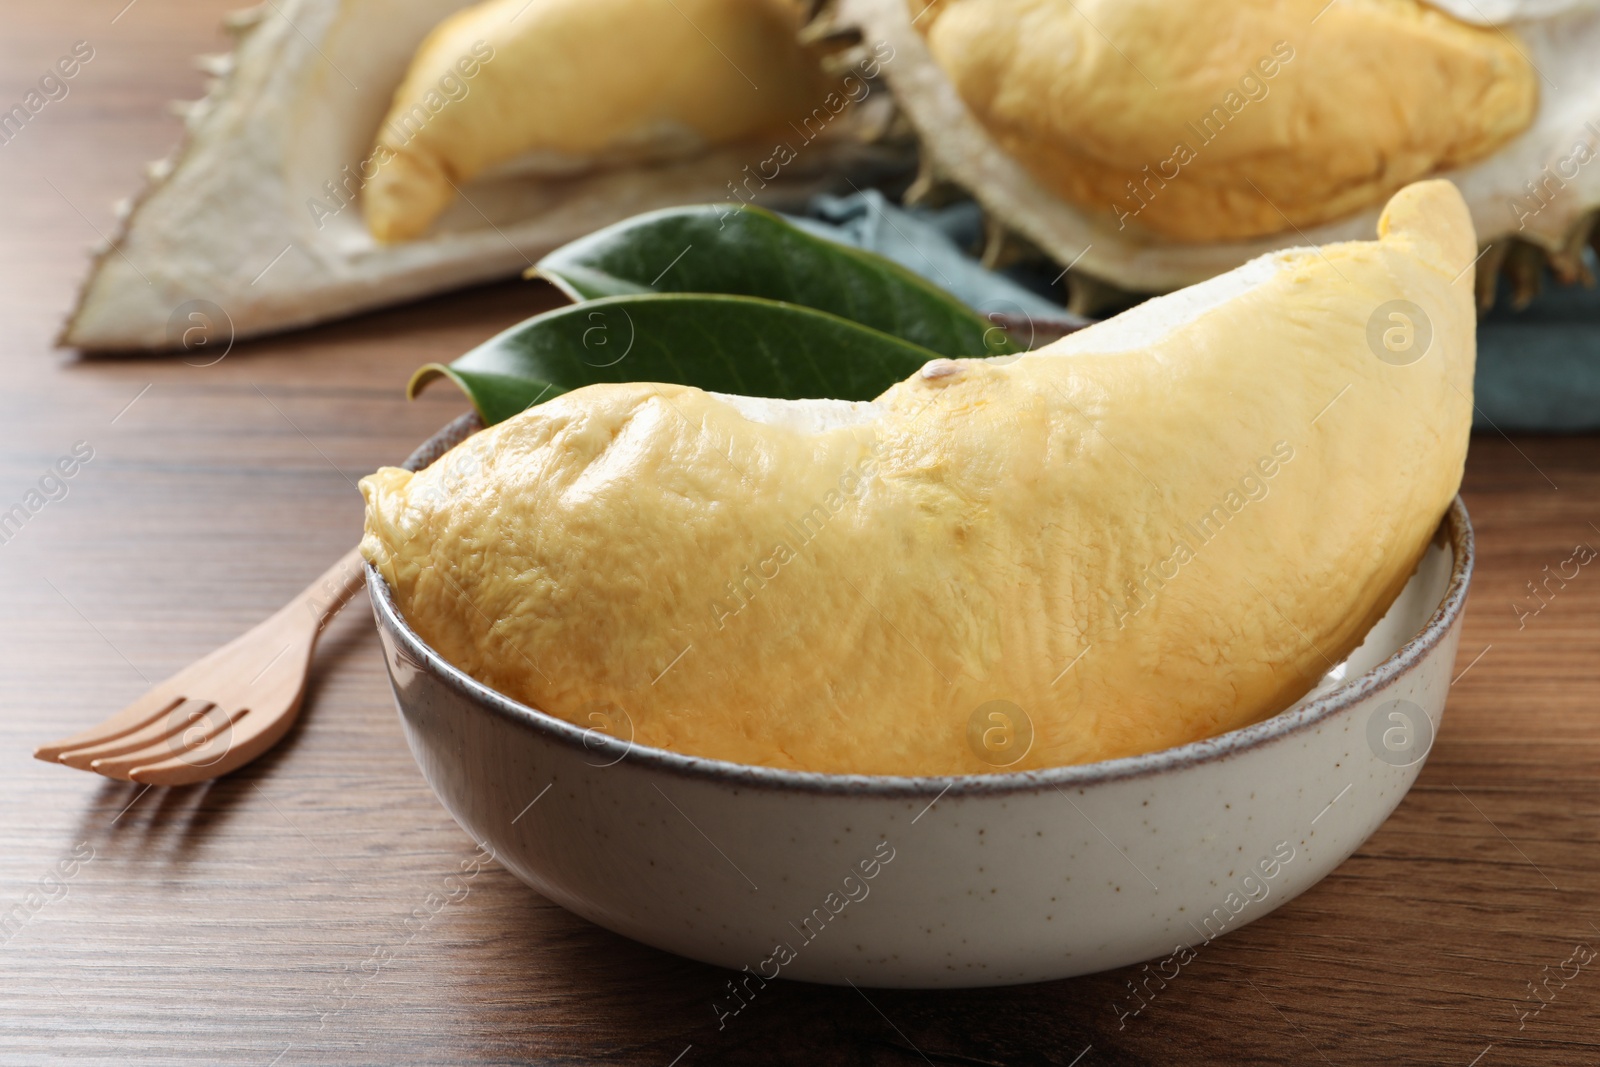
[361,180,1476,778]
[832,0,1600,292]
[63,0,905,350]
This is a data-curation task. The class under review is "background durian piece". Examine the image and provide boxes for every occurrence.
[911,0,1536,243]
[365,0,844,242]
[62,0,908,351]
[829,0,1600,298]
[362,181,1475,777]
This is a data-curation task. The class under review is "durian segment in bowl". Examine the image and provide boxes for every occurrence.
[360,180,1477,778]
[62,0,905,350]
[832,0,1600,292]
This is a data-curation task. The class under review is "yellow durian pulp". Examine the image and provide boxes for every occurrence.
[364,0,838,242]
[361,180,1476,777]
[910,0,1537,242]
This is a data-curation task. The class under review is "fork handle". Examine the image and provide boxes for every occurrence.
[288,545,370,637]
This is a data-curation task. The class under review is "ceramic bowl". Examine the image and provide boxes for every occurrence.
[366,415,1474,988]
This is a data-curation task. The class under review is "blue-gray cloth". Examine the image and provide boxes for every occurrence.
[1477,275,1600,433]
[790,193,1068,322]
[796,191,1600,433]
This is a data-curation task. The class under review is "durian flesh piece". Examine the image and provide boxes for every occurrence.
[361,180,1475,777]
[63,0,902,350]
[366,0,840,242]
[836,0,1600,292]
[911,0,1536,243]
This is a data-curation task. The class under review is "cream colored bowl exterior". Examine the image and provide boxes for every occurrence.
[367,496,1471,989]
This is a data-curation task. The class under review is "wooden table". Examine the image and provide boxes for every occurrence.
[3,2,1598,1063]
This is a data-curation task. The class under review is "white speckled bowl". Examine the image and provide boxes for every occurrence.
[367,415,1473,988]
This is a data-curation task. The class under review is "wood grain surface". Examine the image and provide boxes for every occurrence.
[2,2,1598,1064]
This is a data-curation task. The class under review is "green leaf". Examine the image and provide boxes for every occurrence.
[531,204,1016,358]
[411,293,941,426]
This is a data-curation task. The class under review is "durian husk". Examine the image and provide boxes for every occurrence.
[823,0,1600,311]
[62,0,912,351]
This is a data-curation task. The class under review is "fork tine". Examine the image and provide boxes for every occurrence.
[128,694,302,786]
[87,706,247,780]
[121,753,235,788]
[37,544,369,786]
[55,700,216,769]
[34,692,185,762]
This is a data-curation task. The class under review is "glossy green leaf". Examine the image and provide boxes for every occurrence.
[411,293,941,426]
[531,204,1016,358]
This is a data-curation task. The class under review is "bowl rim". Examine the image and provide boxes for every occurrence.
[368,418,1474,799]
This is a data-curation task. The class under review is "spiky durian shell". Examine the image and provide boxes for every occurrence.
[819,0,1600,311]
[63,0,912,351]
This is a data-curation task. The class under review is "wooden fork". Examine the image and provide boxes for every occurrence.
[36,412,483,787]
[34,547,368,786]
